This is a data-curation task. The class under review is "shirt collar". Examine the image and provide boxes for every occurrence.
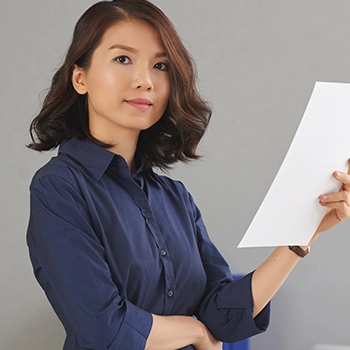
[59,137,117,180]
[58,137,169,189]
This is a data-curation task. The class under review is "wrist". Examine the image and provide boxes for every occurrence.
[192,318,206,346]
[288,245,310,258]
[147,315,207,350]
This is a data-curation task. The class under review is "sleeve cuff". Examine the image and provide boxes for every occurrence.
[197,272,270,343]
[108,301,153,349]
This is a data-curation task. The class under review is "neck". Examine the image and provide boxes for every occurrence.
[91,129,140,175]
[109,141,138,174]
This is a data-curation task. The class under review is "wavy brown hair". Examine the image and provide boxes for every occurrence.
[28,0,212,169]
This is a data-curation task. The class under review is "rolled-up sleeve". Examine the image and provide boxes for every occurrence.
[27,174,152,349]
[196,272,270,343]
[188,194,270,343]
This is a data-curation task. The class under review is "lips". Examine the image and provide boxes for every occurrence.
[125,98,152,111]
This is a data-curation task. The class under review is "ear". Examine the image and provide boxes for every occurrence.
[71,64,88,95]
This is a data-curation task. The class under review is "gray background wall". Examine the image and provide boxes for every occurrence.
[1,0,350,349]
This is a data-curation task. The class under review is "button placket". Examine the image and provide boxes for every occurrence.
[139,204,175,314]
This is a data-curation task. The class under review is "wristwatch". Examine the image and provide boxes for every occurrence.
[288,245,310,258]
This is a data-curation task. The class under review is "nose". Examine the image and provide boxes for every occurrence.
[133,66,154,91]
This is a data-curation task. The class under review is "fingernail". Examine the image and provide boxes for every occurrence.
[334,171,341,178]
[319,195,327,201]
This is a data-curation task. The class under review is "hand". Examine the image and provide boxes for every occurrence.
[312,160,350,242]
[192,322,222,350]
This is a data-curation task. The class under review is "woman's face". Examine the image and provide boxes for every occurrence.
[72,20,171,143]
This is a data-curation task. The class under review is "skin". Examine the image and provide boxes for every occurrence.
[72,19,171,174]
[71,19,350,350]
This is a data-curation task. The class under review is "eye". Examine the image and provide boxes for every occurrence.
[154,62,169,71]
[114,55,131,64]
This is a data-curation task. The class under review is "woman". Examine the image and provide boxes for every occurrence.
[26,1,350,349]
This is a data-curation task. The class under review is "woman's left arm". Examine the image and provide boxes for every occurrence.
[252,166,350,317]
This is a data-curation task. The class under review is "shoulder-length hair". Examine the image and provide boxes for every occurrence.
[28,0,212,169]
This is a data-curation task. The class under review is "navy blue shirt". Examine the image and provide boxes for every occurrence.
[27,137,270,350]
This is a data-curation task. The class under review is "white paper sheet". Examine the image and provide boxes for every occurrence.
[238,82,350,248]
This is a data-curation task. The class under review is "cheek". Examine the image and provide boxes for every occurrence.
[154,73,170,97]
[87,67,119,92]
[160,79,171,105]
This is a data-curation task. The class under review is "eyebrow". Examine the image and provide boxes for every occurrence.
[109,44,167,58]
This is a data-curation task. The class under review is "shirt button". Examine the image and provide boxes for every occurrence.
[143,212,151,219]
[160,249,167,256]
[167,290,174,298]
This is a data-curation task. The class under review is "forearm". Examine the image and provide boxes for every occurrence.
[145,314,205,350]
[251,246,301,317]
[251,226,323,318]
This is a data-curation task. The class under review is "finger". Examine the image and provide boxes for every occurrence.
[319,201,350,221]
[344,159,350,191]
[319,191,350,206]
[334,171,350,192]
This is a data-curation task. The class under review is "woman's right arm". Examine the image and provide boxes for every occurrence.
[146,314,221,350]
[28,174,220,350]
